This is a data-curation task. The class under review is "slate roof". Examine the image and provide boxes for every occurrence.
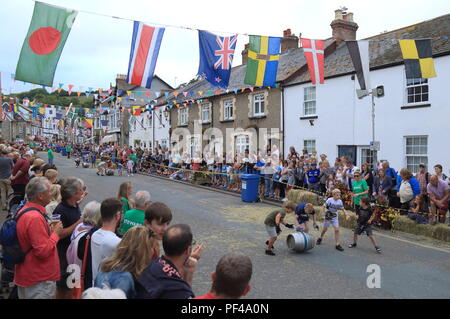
[285,13,450,85]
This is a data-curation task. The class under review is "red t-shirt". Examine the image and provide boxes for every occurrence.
[12,157,30,185]
[194,292,221,299]
[14,202,61,287]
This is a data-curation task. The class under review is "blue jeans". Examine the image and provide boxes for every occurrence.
[48,157,53,165]
[264,175,274,197]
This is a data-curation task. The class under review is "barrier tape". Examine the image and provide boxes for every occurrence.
[139,160,440,221]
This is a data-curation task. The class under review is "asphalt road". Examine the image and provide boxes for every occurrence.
[5,153,450,299]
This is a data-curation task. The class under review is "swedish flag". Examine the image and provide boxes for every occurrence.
[399,39,436,79]
[244,35,281,87]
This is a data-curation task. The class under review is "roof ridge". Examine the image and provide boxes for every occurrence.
[363,12,450,40]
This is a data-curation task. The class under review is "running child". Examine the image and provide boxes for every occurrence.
[263,200,295,256]
[348,197,381,253]
[294,202,319,233]
[316,189,345,251]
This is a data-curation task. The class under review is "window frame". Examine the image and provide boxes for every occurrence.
[303,86,316,116]
[179,108,188,126]
[253,93,265,117]
[404,136,428,174]
[201,103,212,123]
[224,99,234,121]
[303,139,316,156]
[235,134,250,156]
[405,78,429,105]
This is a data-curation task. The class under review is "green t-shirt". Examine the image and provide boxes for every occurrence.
[130,154,138,163]
[264,209,286,227]
[66,145,72,152]
[48,149,54,159]
[353,179,369,206]
[118,208,145,236]
[121,197,130,213]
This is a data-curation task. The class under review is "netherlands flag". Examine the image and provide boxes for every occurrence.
[126,21,165,89]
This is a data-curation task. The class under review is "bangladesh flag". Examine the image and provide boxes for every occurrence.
[15,2,77,86]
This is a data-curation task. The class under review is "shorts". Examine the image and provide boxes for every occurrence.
[323,218,339,228]
[265,225,278,238]
[18,281,56,299]
[259,176,265,185]
[354,223,373,236]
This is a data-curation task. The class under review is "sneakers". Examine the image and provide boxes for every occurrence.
[265,240,275,249]
[316,238,322,245]
[375,246,381,253]
[348,243,357,248]
[265,249,275,256]
[335,245,344,252]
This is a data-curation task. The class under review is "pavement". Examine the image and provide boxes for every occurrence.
[2,153,450,299]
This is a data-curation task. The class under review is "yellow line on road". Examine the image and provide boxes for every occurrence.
[375,231,450,254]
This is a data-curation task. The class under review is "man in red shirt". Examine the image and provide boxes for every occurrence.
[14,177,63,299]
[11,153,32,197]
[194,253,252,299]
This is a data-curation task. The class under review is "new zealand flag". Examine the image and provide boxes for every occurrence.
[198,30,237,88]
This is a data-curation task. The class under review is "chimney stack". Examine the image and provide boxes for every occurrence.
[330,9,358,45]
[242,43,249,64]
[281,28,299,53]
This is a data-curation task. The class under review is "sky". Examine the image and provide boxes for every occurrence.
[1,0,449,95]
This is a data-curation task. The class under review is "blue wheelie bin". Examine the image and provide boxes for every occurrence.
[61,148,67,156]
[55,146,61,153]
[240,174,260,203]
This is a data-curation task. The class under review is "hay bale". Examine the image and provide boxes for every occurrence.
[288,190,320,206]
[391,216,450,243]
[313,206,326,222]
[432,224,450,242]
[392,216,434,238]
[338,210,357,229]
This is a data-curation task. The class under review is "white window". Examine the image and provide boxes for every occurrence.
[235,135,250,156]
[202,103,211,123]
[224,99,233,120]
[253,94,265,116]
[405,136,428,174]
[180,108,188,126]
[190,136,199,157]
[303,87,316,116]
[406,78,428,104]
[303,140,316,155]
[360,148,377,170]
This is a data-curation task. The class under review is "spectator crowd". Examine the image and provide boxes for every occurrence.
[0,139,253,299]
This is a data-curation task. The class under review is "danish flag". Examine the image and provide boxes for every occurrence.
[214,35,237,70]
[301,38,325,84]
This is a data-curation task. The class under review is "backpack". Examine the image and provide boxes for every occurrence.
[0,207,48,265]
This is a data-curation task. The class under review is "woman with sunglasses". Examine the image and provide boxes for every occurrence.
[352,170,369,213]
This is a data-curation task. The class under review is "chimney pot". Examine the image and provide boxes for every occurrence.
[331,9,358,45]
[281,28,299,53]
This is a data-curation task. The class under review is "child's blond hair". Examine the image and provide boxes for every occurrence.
[332,189,341,196]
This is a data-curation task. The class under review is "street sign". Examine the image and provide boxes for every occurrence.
[370,141,380,151]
